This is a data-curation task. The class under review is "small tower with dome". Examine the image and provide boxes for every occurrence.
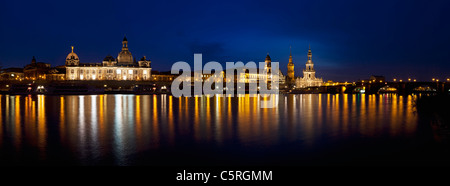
[117,36,134,64]
[65,46,80,66]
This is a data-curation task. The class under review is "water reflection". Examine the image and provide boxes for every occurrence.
[0,93,421,165]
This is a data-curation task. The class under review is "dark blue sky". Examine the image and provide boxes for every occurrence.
[0,0,449,81]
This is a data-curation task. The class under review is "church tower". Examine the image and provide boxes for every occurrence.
[265,53,272,74]
[303,45,316,80]
[287,46,295,83]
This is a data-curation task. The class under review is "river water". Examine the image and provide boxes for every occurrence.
[0,94,448,166]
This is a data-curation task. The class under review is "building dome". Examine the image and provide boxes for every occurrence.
[66,46,79,60]
[117,50,133,63]
[65,46,80,66]
[117,36,133,63]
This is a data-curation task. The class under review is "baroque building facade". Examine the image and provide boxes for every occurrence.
[65,37,152,81]
[296,46,323,88]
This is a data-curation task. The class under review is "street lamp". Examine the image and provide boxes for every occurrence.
[408,78,411,81]
[432,78,435,82]
[393,79,397,82]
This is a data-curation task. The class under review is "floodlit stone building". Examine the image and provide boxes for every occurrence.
[296,46,323,88]
[65,37,152,81]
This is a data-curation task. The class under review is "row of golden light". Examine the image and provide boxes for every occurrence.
[431,78,450,82]
[361,80,384,83]
[393,78,416,82]
[393,78,450,82]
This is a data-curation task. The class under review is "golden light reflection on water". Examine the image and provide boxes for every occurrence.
[99,95,106,155]
[0,93,421,164]
[152,95,159,148]
[60,96,65,142]
[0,95,2,147]
[14,96,22,150]
[135,95,142,150]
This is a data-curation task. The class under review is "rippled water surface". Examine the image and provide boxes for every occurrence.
[0,94,447,166]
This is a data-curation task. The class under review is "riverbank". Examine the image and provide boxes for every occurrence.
[416,94,450,141]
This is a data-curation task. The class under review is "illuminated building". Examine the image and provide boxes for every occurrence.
[0,68,24,81]
[65,37,152,81]
[236,54,285,85]
[151,71,177,82]
[24,56,51,80]
[46,66,66,81]
[296,46,323,88]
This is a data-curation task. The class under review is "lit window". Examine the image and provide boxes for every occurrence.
[92,75,96,80]
[128,70,133,74]
[143,70,147,75]
[80,75,84,80]
[117,69,121,74]
[123,76,127,80]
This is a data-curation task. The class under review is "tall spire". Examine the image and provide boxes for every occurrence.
[265,53,271,62]
[307,45,312,62]
[71,46,74,53]
[289,46,293,64]
[290,45,292,56]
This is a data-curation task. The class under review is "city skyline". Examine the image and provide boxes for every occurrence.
[2,0,450,180]
[1,0,450,82]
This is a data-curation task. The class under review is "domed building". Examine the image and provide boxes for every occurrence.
[117,36,134,64]
[65,37,152,81]
[65,46,80,66]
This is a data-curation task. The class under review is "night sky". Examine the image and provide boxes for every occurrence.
[0,0,449,81]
